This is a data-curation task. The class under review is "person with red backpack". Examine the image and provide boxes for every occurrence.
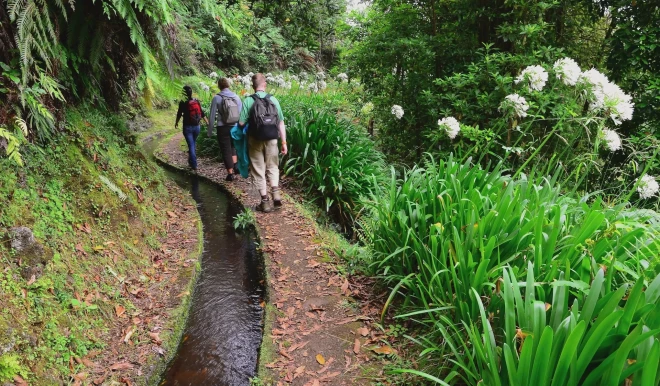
[238,73,287,213]
[175,85,207,171]
[208,77,242,181]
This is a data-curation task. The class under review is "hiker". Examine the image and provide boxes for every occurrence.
[209,77,242,181]
[239,73,287,213]
[175,85,206,171]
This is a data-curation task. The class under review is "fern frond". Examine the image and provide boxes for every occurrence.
[13,117,28,136]
[99,176,127,201]
[0,126,24,166]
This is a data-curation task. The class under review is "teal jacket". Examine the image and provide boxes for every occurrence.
[230,124,250,178]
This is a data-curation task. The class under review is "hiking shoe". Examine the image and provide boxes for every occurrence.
[272,188,282,207]
[225,173,236,182]
[257,199,273,213]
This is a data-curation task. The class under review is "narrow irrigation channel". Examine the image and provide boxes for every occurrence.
[144,137,265,386]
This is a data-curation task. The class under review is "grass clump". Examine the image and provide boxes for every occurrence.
[361,155,660,384]
[282,108,386,228]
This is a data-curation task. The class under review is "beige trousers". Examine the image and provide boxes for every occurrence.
[248,137,279,195]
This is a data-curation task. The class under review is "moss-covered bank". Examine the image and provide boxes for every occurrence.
[0,107,203,384]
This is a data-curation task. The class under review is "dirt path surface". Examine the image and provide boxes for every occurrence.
[157,133,397,386]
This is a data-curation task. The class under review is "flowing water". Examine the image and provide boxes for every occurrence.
[143,137,265,386]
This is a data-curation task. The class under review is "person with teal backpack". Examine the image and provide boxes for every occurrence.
[238,73,287,213]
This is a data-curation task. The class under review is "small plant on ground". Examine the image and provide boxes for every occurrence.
[233,208,257,231]
[0,353,27,382]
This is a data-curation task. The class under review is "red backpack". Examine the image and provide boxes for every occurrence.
[187,99,202,125]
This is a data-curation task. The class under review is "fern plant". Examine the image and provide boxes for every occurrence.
[0,353,26,382]
[0,122,25,166]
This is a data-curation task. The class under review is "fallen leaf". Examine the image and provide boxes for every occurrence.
[372,345,396,355]
[341,279,349,293]
[353,338,361,354]
[110,362,133,370]
[317,357,335,374]
[26,275,36,286]
[319,371,341,380]
[315,353,325,365]
[123,327,135,344]
[115,304,126,317]
[73,372,88,381]
[357,327,369,337]
[288,341,309,353]
[148,332,162,344]
[13,375,27,386]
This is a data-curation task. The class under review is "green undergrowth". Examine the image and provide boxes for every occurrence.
[0,106,199,384]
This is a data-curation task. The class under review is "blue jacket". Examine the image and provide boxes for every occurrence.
[230,124,250,178]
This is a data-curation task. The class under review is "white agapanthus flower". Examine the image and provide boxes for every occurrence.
[337,73,349,83]
[318,80,327,90]
[209,72,219,79]
[515,65,548,92]
[247,72,254,78]
[266,75,276,83]
[308,82,319,93]
[289,75,299,82]
[638,175,659,199]
[598,128,622,152]
[579,68,634,125]
[602,82,634,125]
[553,58,581,86]
[500,94,529,118]
[200,83,210,92]
[316,71,326,80]
[437,117,460,139]
[361,102,374,115]
[299,71,308,80]
[265,72,273,77]
[579,68,609,105]
[391,105,404,120]
[241,75,252,89]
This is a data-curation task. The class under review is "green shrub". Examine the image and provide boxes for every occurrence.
[362,156,660,382]
[283,108,386,227]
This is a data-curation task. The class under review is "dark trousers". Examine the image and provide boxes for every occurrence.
[183,125,200,169]
[217,125,237,170]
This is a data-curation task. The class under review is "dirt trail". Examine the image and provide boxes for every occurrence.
[157,133,394,385]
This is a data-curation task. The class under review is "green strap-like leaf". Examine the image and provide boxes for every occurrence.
[550,321,586,386]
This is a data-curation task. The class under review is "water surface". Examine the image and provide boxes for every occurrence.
[158,169,264,386]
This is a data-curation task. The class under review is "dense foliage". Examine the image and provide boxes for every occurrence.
[346,0,660,198]
[0,0,347,165]
[2,0,660,384]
